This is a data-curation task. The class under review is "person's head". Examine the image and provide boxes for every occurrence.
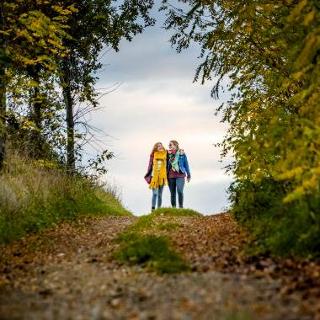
[152,142,164,154]
[168,140,179,151]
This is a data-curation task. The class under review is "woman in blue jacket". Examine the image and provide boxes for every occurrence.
[167,140,191,208]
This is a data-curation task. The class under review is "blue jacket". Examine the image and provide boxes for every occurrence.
[167,152,191,178]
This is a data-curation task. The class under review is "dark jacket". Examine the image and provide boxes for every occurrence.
[145,153,154,178]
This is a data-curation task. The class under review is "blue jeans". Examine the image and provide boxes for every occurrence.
[151,186,164,209]
[168,177,185,208]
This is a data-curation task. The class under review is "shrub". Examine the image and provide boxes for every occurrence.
[115,234,189,274]
[230,178,320,257]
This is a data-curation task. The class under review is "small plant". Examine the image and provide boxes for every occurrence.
[114,206,194,273]
[115,234,189,274]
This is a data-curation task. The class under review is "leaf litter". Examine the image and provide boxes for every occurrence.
[0,213,319,319]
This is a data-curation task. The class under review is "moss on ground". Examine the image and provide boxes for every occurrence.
[151,207,201,217]
[114,208,199,274]
[114,234,189,274]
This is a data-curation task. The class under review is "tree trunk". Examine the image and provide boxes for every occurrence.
[0,2,6,171]
[27,66,44,158]
[33,81,42,133]
[61,62,75,173]
[65,85,75,173]
[0,68,6,171]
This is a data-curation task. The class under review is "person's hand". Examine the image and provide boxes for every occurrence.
[187,176,191,183]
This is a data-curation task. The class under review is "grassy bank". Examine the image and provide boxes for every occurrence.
[0,153,131,244]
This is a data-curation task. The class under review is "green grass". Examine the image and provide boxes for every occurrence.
[157,222,180,231]
[115,233,189,274]
[114,208,193,274]
[0,154,131,243]
[151,207,201,217]
[123,208,201,235]
[127,215,154,232]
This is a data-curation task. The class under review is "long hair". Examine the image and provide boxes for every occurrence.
[151,142,164,154]
[169,140,179,150]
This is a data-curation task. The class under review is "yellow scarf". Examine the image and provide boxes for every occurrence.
[149,150,168,189]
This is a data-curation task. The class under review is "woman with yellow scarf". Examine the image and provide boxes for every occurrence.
[144,142,168,211]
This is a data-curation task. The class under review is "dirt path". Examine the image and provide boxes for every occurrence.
[0,214,318,319]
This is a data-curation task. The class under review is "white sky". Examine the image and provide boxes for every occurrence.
[88,10,232,215]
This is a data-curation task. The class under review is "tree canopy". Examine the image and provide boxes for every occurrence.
[1,0,155,173]
[161,0,320,255]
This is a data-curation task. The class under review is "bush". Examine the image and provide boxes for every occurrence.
[115,233,189,274]
[230,178,320,258]
[114,210,191,273]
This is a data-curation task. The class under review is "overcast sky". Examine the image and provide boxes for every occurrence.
[88,6,232,215]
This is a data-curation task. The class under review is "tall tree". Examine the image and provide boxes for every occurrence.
[59,0,155,172]
[0,0,74,169]
[161,0,320,254]
[0,0,9,170]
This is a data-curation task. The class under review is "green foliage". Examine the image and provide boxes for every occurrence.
[151,207,201,217]
[1,1,73,74]
[85,149,115,179]
[230,178,320,257]
[1,0,155,173]
[115,234,189,274]
[0,0,74,168]
[57,0,155,170]
[161,0,320,257]
[0,153,130,243]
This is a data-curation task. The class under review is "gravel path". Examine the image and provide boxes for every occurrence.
[0,214,317,320]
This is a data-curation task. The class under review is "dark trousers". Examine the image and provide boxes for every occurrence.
[168,177,185,208]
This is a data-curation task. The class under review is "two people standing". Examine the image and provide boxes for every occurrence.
[145,140,191,211]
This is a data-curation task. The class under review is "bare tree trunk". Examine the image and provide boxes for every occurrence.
[64,85,75,173]
[33,80,42,133]
[0,1,6,171]
[0,68,6,171]
[28,67,44,158]
[61,61,75,173]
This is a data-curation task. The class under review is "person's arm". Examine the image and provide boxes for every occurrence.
[184,155,191,182]
[145,153,153,177]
